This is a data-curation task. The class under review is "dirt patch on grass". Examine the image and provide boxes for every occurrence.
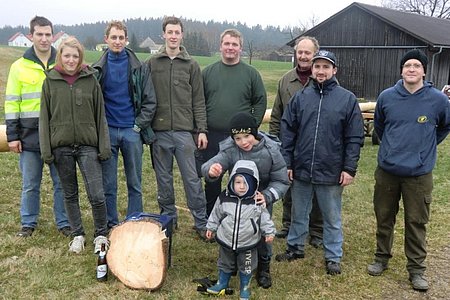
[383,244,450,300]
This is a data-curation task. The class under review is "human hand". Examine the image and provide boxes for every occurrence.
[208,163,223,178]
[287,169,293,182]
[254,191,266,208]
[206,230,214,240]
[197,133,208,150]
[339,171,354,187]
[265,235,274,243]
[8,140,22,153]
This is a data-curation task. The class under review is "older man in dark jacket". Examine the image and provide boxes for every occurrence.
[275,50,364,276]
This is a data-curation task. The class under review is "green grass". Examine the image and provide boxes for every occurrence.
[1,45,449,299]
[1,140,449,299]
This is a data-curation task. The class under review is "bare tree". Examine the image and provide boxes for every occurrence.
[382,0,450,19]
[298,14,321,32]
[286,14,321,41]
[246,40,255,65]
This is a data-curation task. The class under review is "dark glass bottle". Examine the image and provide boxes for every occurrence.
[96,243,107,282]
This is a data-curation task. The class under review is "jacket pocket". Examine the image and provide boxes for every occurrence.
[250,219,258,234]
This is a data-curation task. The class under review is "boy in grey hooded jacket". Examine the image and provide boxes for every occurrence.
[206,160,275,299]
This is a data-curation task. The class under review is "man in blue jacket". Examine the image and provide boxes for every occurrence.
[93,20,156,231]
[367,49,450,291]
[275,50,364,276]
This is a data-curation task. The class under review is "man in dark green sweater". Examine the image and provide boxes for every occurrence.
[202,28,268,288]
[202,29,267,216]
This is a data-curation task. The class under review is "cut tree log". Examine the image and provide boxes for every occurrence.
[107,218,169,291]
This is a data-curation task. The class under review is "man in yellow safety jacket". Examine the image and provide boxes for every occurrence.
[4,16,70,237]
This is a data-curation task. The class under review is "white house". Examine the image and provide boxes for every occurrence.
[8,32,31,47]
[139,37,162,54]
[51,31,69,49]
[8,31,69,48]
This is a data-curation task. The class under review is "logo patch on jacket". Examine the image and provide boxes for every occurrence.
[417,116,428,123]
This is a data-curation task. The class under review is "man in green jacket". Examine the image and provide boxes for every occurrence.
[147,16,209,239]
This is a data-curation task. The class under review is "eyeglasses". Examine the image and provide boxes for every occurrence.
[403,63,422,70]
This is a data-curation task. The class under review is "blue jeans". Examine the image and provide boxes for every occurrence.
[288,179,343,262]
[19,151,69,229]
[102,127,143,228]
[152,131,208,229]
[53,146,108,237]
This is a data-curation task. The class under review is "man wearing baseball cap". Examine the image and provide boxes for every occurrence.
[367,49,450,291]
[275,50,364,275]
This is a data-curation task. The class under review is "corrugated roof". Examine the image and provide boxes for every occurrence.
[354,2,450,46]
[291,2,450,47]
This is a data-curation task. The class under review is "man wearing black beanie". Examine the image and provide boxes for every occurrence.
[367,48,450,291]
[399,49,428,75]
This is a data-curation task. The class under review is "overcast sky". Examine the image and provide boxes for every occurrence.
[1,0,382,29]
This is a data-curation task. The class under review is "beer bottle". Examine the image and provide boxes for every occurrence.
[96,243,107,282]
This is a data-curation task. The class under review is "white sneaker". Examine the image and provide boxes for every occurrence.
[93,235,109,254]
[69,235,85,254]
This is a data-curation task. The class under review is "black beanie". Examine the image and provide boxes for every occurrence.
[229,112,258,138]
[400,49,428,73]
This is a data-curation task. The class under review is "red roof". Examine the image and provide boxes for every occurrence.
[8,32,31,42]
[8,31,66,43]
[52,31,66,42]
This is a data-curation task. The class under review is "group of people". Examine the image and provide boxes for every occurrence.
[5,14,449,298]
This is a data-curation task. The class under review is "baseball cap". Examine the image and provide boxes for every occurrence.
[312,50,337,67]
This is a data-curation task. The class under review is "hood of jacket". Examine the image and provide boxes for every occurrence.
[393,79,433,97]
[227,160,259,199]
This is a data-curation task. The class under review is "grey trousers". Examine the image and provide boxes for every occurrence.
[218,246,257,275]
[152,131,208,229]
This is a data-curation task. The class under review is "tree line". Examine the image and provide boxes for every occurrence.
[0,17,305,56]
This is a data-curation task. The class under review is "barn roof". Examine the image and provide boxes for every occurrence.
[289,2,450,47]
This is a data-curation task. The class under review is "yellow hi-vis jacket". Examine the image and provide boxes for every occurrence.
[5,47,55,151]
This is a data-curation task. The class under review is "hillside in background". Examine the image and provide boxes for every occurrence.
[0,17,301,57]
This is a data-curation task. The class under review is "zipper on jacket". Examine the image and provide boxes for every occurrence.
[70,85,77,142]
[232,199,242,251]
[169,60,174,130]
[310,86,324,178]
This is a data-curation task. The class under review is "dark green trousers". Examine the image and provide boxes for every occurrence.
[373,167,432,275]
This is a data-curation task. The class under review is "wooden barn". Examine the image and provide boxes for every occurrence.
[289,2,450,100]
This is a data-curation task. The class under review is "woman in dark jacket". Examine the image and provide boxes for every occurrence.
[40,36,111,254]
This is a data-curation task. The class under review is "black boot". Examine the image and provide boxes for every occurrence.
[256,260,272,289]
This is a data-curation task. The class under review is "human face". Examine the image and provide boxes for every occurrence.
[233,133,258,152]
[220,34,242,65]
[32,25,53,54]
[312,59,336,83]
[233,175,248,197]
[401,58,425,86]
[105,27,127,53]
[60,46,80,75]
[163,23,183,51]
[296,39,316,71]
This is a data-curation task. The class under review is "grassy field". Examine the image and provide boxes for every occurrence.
[1,46,449,299]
